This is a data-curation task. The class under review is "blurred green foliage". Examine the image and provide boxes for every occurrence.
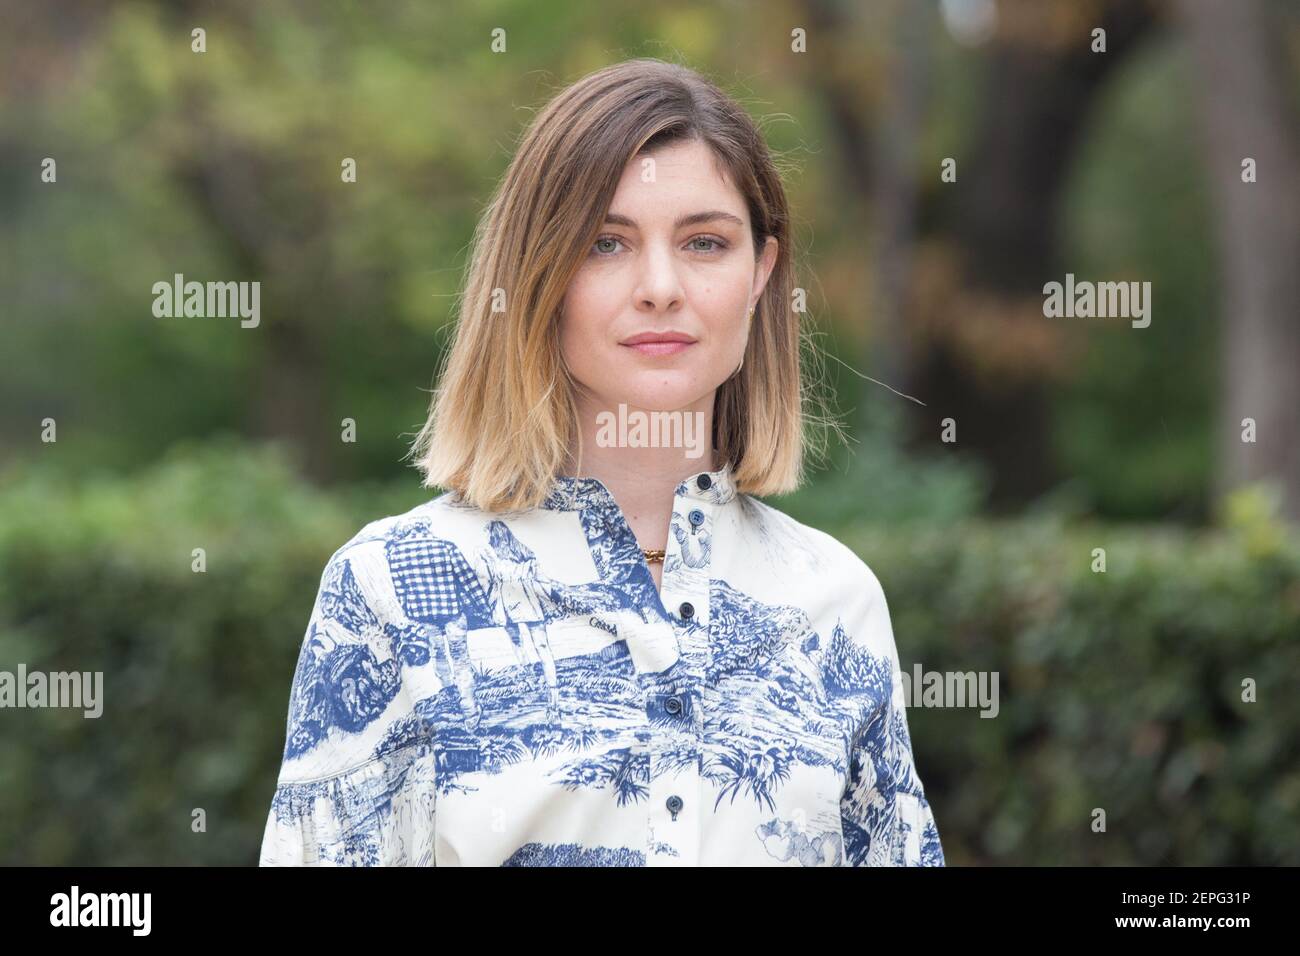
[0,0,1257,522]
[1,440,1294,865]
[775,399,992,529]
[844,508,1300,865]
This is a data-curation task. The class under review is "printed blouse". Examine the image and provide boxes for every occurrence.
[258,463,945,866]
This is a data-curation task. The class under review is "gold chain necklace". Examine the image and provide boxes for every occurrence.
[641,548,666,564]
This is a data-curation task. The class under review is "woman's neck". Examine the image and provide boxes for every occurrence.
[564,392,719,553]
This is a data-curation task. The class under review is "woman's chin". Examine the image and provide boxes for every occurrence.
[594,369,709,410]
[601,388,703,413]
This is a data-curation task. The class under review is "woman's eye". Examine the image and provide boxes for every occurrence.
[592,236,624,256]
[688,235,727,253]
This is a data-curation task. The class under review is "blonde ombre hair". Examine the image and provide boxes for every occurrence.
[408,58,835,513]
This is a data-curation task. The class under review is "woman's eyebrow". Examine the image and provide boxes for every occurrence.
[603,210,746,229]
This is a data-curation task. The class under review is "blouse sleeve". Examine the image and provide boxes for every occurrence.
[258,742,438,866]
[258,544,439,866]
[838,565,945,867]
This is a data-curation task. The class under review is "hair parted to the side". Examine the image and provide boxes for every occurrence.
[406,57,841,514]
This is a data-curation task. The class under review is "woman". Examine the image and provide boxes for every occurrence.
[259,58,944,867]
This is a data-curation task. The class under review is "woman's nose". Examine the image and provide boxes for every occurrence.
[634,241,685,309]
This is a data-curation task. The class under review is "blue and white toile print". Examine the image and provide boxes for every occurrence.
[258,463,945,867]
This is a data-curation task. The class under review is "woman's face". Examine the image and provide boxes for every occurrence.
[559,138,778,416]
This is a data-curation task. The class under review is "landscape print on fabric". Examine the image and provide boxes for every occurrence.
[276,493,942,866]
[282,553,403,761]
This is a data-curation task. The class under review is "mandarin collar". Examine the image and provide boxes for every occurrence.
[542,461,737,513]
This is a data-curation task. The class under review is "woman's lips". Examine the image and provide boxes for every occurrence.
[620,332,697,357]
[623,340,694,356]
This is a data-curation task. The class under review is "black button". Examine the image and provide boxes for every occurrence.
[688,508,705,526]
[678,601,694,619]
[665,695,683,715]
[666,795,683,815]
[696,474,712,490]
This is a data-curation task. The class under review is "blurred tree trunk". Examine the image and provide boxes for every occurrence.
[172,90,335,482]
[870,0,929,393]
[907,0,1156,510]
[1175,0,1300,521]
[175,149,333,481]
[797,0,928,411]
[801,0,1156,509]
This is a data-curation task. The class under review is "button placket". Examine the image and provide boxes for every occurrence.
[644,483,717,865]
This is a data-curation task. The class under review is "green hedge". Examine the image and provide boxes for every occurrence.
[843,493,1300,865]
[0,442,1295,864]
[0,438,428,865]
